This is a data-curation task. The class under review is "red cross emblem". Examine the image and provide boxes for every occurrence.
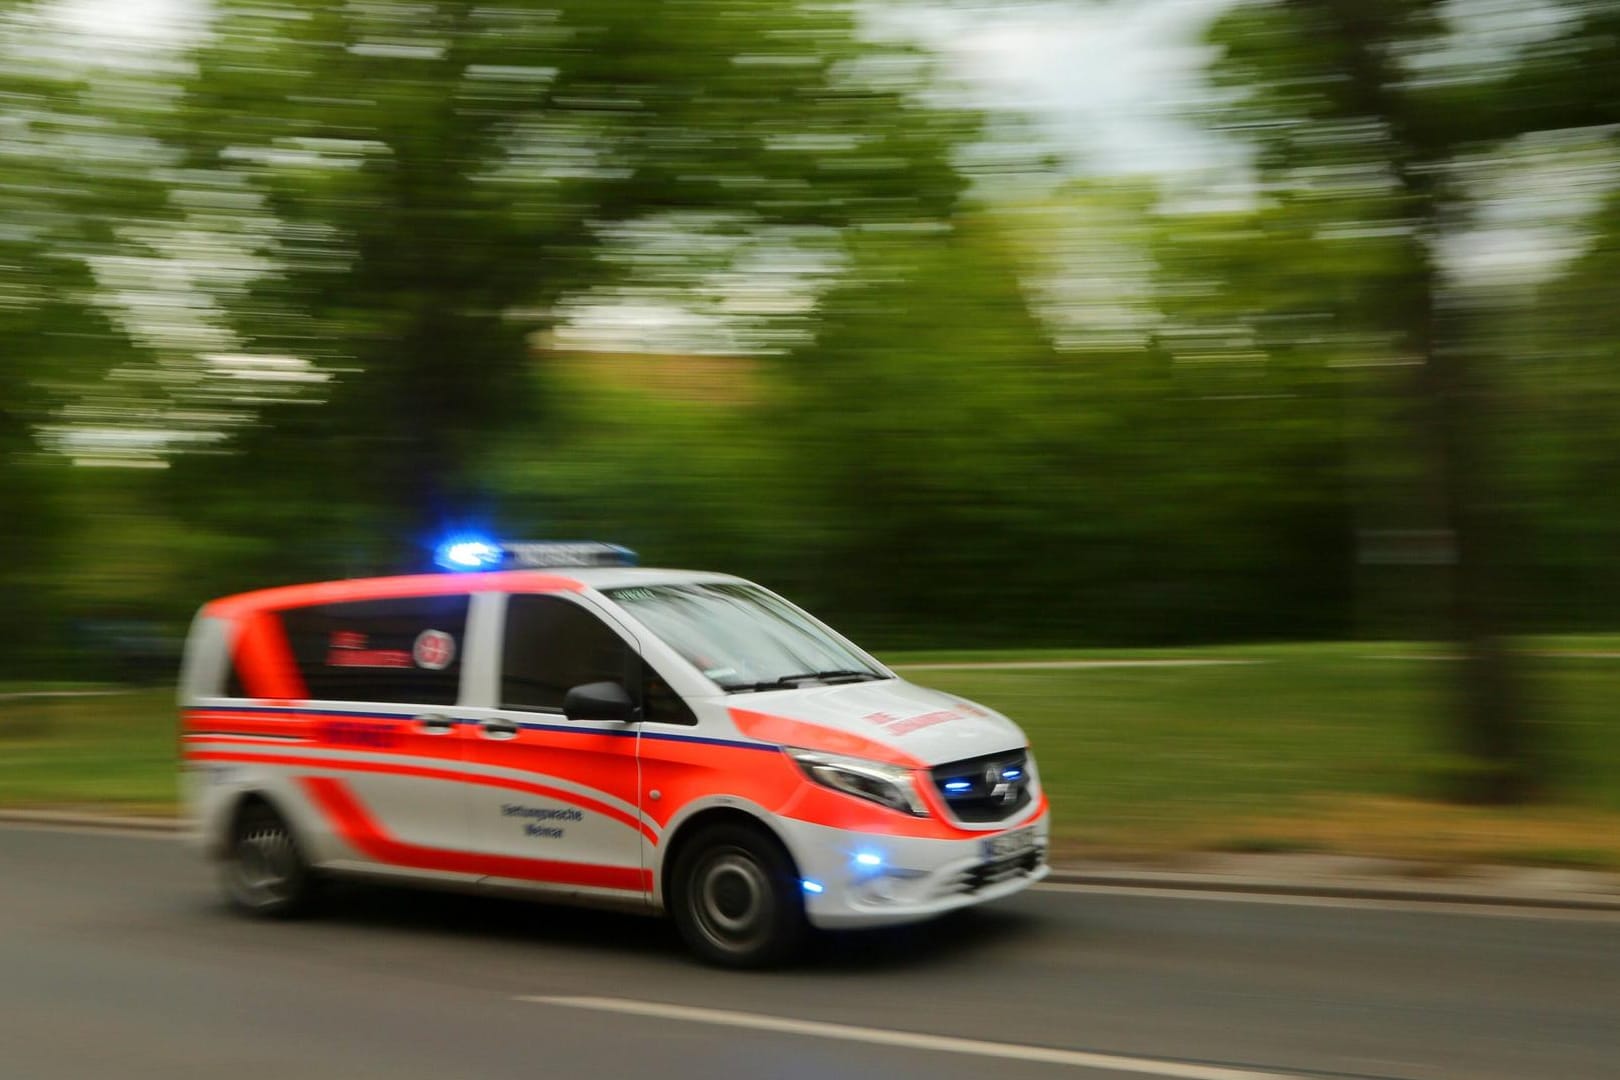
[412,629,456,670]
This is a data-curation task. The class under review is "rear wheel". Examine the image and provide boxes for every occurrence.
[221,800,315,918]
[670,823,807,968]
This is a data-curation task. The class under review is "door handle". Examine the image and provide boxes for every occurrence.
[416,714,455,735]
[480,718,520,740]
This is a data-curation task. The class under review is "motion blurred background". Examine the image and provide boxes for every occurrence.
[3,0,1619,856]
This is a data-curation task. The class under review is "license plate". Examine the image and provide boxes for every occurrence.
[982,826,1036,861]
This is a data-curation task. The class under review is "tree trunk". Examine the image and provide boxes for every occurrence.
[1310,0,1541,802]
[1415,287,1539,803]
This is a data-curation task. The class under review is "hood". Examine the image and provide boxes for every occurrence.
[726,677,1026,768]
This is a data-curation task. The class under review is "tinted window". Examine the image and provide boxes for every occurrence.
[280,595,469,705]
[502,595,632,711]
[225,657,247,699]
[638,659,695,726]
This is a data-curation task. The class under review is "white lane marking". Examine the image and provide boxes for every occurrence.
[519,995,1308,1079]
[891,659,1261,671]
[1035,882,1620,922]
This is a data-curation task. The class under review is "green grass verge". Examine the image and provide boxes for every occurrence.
[0,690,178,811]
[4,639,1620,865]
[900,649,1620,866]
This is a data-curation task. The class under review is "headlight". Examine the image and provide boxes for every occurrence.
[784,747,929,817]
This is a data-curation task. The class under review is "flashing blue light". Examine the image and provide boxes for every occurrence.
[801,879,825,894]
[1001,768,1024,781]
[943,779,973,794]
[853,850,883,869]
[434,535,503,572]
[433,537,639,572]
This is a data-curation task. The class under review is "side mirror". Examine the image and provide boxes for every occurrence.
[563,680,636,724]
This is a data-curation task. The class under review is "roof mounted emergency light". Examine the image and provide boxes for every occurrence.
[434,536,638,572]
[500,541,638,569]
[434,536,504,572]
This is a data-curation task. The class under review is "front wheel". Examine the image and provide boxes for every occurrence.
[220,800,316,918]
[670,824,808,968]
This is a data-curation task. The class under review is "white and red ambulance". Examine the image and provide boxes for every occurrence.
[179,541,1049,966]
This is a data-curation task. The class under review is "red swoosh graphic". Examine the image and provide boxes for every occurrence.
[299,776,651,894]
[188,749,657,844]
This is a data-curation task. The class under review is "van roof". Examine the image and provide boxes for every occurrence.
[201,567,745,618]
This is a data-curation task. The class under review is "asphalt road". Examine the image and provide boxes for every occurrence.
[2,826,1616,1080]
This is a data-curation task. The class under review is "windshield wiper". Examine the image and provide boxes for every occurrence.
[727,669,885,693]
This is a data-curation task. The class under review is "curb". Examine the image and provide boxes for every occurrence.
[5,809,1618,912]
[0,809,183,834]
[0,689,132,702]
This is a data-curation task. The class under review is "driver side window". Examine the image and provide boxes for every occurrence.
[638,659,696,726]
[501,595,631,712]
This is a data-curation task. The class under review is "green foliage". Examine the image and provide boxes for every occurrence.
[1191,0,1620,800]
[2,0,1619,691]
[0,4,174,677]
[157,0,975,555]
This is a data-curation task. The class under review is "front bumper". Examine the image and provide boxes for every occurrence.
[776,811,1051,930]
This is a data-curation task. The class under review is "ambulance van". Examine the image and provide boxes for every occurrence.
[179,541,1049,966]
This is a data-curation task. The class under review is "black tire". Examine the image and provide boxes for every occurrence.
[669,823,808,968]
[220,800,316,918]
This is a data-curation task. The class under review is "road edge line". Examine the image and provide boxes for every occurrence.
[0,809,182,833]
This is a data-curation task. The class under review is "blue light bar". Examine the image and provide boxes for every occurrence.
[500,541,638,569]
[801,879,825,894]
[433,537,639,572]
[1002,768,1023,781]
[943,779,973,794]
[853,850,883,868]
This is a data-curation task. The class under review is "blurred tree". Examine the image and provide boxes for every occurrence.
[0,5,173,676]
[1139,197,1363,643]
[1203,0,1620,802]
[1492,4,1620,634]
[10,0,1619,692]
[156,0,975,568]
[770,220,1068,642]
[1501,175,1620,631]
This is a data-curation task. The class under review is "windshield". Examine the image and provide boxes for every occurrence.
[602,582,888,692]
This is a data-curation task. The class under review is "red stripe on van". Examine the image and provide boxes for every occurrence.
[299,776,651,893]
[188,749,657,843]
[203,571,583,619]
[728,708,925,769]
[231,611,306,701]
[182,710,319,740]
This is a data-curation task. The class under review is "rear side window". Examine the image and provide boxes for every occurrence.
[280,595,470,705]
[502,595,632,711]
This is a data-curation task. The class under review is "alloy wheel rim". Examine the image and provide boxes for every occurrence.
[235,822,295,903]
[694,850,770,949]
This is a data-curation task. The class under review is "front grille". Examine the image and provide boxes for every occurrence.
[931,748,1032,823]
[953,848,1045,895]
